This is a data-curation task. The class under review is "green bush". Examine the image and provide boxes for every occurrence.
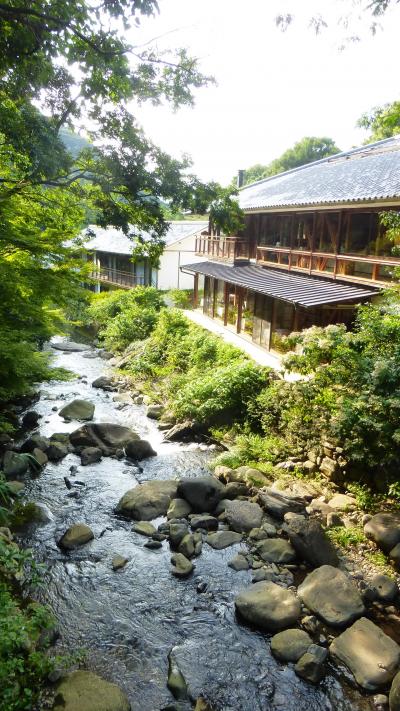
[100,304,159,352]
[168,288,193,309]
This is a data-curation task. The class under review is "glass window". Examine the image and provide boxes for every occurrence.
[226,283,238,326]
[214,280,225,321]
[314,213,340,253]
[293,214,313,251]
[241,290,255,337]
[271,301,295,352]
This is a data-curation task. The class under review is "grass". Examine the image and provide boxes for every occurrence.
[326,525,366,548]
[365,550,395,577]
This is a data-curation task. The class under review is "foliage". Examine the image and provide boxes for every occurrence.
[326,526,366,548]
[87,286,165,351]
[168,289,193,309]
[358,100,400,141]
[242,137,340,185]
[123,309,269,426]
[346,483,383,512]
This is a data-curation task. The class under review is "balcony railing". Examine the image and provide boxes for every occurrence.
[91,267,145,289]
[256,246,399,285]
[195,235,250,262]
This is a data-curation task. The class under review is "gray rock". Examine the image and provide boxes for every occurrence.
[390,670,400,710]
[146,404,164,420]
[32,448,48,467]
[330,617,400,691]
[224,500,263,533]
[177,476,225,513]
[58,523,94,550]
[206,531,242,549]
[328,494,357,511]
[3,450,30,478]
[80,447,102,466]
[169,523,189,549]
[164,421,204,443]
[125,439,157,461]
[320,456,342,482]
[298,565,365,627]
[132,521,157,536]
[171,553,194,578]
[168,649,188,700]
[20,434,50,453]
[249,527,270,541]
[364,513,400,553]
[285,517,339,567]
[52,670,130,711]
[390,544,400,567]
[235,581,301,631]
[258,488,306,520]
[112,556,129,571]
[228,554,250,571]
[190,514,218,531]
[91,376,115,390]
[70,423,139,454]
[179,533,195,558]
[6,480,25,495]
[117,480,178,520]
[271,629,313,662]
[295,645,327,684]
[224,482,249,499]
[22,410,41,428]
[47,442,69,461]
[144,539,162,549]
[255,538,296,564]
[370,574,398,603]
[59,399,95,422]
[252,568,275,583]
[167,498,192,520]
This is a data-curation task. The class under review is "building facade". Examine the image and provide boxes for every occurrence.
[84,221,208,292]
[184,137,400,354]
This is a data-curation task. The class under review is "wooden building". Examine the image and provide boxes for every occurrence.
[184,137,400,353]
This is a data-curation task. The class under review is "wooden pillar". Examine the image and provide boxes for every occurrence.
[270,298,277,350]
[212,278,217,319]
[223,282,229,326]
[193,273,199,308]
[236,287,244,334]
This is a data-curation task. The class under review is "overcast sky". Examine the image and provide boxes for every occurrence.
[128,0,399,185]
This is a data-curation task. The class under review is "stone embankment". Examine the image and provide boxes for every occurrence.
[3,347,400,710]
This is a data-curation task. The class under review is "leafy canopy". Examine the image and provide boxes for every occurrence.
[358,100,400,142]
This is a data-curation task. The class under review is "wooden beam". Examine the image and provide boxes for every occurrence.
[193,273,199,308]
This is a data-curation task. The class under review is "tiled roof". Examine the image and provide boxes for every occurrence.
[239,137,400,211]
[84,221,208,255]
[184,261,379,308]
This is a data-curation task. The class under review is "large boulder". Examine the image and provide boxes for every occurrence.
[117,480,178,520]
[164,421,205,443]
[254,538,296,564]
[20,434,50,453]
[52,670,130,711]
[125,439,157,461]
[364,513,400,553]
[47,442,69,461]
[171,553,194,578]
[58,524,94,550]
[298,565,365,627]
[271,629,313,662]
[80,447,102,466]
[330,618,400,691]
[235,581,301,632]
[69,423,138,454]
[284,517,339,567]
[224,500,263,533]
[167,498,192,520]
[2,450,30,478]
[177,476,225,513]
[59,399,95,422]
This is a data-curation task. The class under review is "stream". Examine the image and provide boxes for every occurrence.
[18,339,372,711]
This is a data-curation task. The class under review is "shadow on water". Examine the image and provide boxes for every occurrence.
[19,338,373,711]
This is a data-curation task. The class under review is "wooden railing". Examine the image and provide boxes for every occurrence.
[91,267,145,289]
[256,246,400,285]
[195,236,250,261]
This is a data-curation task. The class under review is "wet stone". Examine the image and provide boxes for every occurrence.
[190,514,218,531]
[132,521,156,536]
[206,531,242,549]
[112,556,129,571]
[145,539,162,549]
[235,581,301,632]
[171,553,194,578]
[271,629,313,663]
[228,554,250,571]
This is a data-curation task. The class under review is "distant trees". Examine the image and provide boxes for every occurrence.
[242,136,341,186]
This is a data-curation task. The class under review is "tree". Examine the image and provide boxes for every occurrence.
[242,136,341,186]
[358,101,400,141]
[0,0,221,415]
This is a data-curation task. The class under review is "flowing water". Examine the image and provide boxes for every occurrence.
[19,340,372,711]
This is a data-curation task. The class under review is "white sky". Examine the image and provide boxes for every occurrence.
[127,0,400,185]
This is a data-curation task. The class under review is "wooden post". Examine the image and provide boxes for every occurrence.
[223,282,229,326]
[236,288,244,334]
[193,273,199,308]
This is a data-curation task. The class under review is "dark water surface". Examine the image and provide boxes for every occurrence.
[20,340,372,711]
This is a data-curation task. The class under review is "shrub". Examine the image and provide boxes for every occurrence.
[87,286,164,335]
[168,288,193,309]
[100,304,158,352]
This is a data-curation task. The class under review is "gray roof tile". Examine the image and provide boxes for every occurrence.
[239,137,400,211]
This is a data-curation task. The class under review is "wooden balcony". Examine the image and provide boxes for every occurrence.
[256,246,400,286]
[91,267,145,289]
[195,235,250,263]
